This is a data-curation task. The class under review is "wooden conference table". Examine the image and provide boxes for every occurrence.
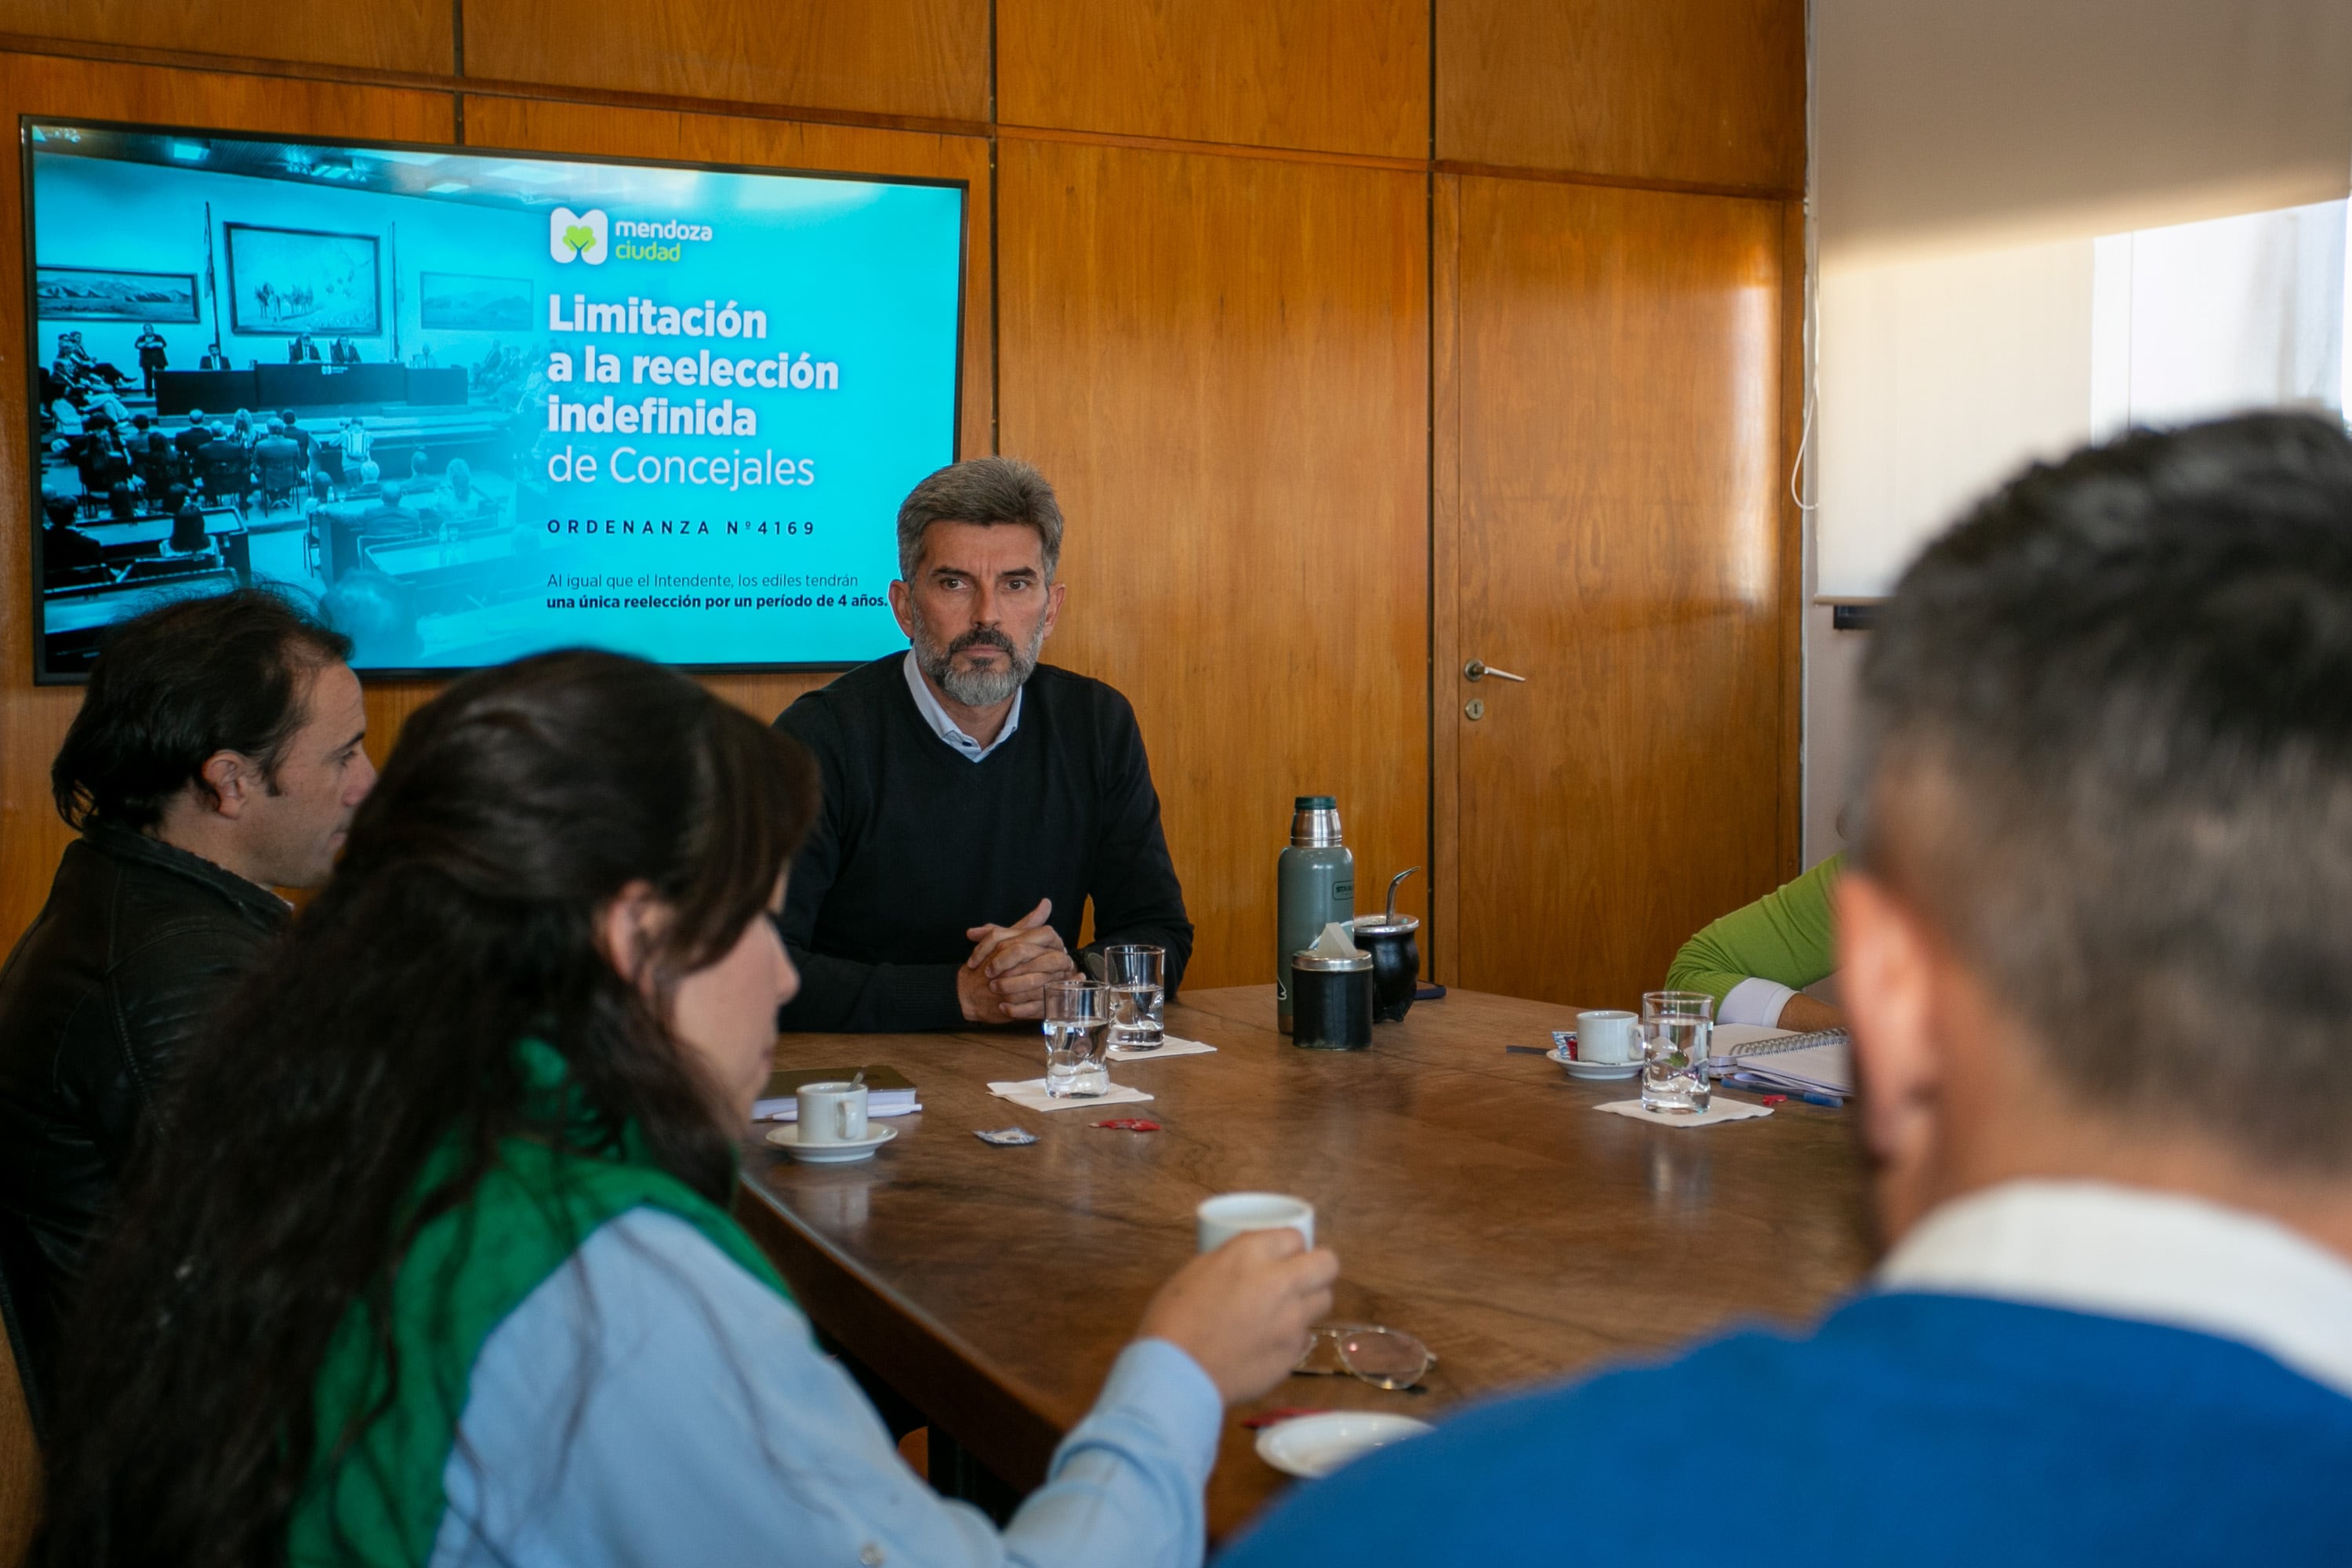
[738,985,1875,1537]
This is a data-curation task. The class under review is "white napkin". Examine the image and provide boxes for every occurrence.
[1308,922,1363,959]
[988,1079,1157,1114]
[1105,1034,1218,1063]
[1595,1098,1773,1127]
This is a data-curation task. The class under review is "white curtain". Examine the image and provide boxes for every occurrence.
[2090,201,2348,437]
[1811,0,2352,601]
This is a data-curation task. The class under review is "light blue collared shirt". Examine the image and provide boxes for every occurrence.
[430,1207,1223,1568]
[903,649,1024,763]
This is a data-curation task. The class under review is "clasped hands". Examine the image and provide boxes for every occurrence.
[956,897,1079,1024]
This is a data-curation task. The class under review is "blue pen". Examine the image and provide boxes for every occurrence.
[1723,1071,1843,1108]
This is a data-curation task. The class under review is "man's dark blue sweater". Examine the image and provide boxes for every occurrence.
[772,655,1193,1032]
[1219,1290,2352,1567]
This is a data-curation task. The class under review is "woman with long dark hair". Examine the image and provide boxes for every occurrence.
[38,650,1335,1568]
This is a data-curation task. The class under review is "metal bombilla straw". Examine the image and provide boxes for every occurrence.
[1385,867,1418,925]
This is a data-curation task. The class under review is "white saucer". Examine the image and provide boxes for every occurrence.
[1254,1411,1434,1479]
[1550,1047,1642,1081]
[765,1123,898,1163]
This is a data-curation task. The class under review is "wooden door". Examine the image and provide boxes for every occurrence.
[1436,176,1796,1010]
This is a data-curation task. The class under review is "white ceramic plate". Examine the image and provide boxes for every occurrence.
[765,1123,898,1163]
[1254,1411,1434,1479]
[1549,1046,1642,1081]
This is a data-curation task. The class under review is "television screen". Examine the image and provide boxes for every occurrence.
[21,119,966,680]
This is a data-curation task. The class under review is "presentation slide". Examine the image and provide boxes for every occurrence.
[23,121,965,678]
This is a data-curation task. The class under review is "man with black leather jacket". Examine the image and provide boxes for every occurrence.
[0,591,372,1429]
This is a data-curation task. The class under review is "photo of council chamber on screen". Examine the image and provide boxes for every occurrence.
[22,120,965,680]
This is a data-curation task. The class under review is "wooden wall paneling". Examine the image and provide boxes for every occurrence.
[1437,0,1806,193]
[1777,198,1806,875]
[997,139,1429,992]
[1450,176,1787,1009]
[0,54,454,951]
[0,2,450,77]
[460,96,996,734]
[1428,173,1462,985]
[996,0,1428,160]
[463,0,989,127]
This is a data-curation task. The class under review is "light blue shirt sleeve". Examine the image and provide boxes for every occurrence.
[429,1207,1224,1568]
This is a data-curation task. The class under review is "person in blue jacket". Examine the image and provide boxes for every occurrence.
[1221,412,2352,1567]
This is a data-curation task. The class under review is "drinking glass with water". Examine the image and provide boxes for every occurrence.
[1043,978,1111,1097]
[1639,990,1715,1114]
[1102,944,1166,1051]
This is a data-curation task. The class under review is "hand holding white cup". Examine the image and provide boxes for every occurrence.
[1196,1192,1315,1253]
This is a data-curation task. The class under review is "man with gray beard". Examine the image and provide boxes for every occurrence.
[772,457,1193,1031]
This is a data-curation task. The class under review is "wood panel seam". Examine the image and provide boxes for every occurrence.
[0,32,1800,199]
[0,32,994,141]
[995,122,1425,173]
[1434,158,1799,202]
[1428,173,1463,987]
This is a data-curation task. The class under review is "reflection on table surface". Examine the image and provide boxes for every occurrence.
[739,983,1875,1539]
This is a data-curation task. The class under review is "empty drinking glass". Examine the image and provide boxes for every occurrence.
[1102,944,1167,1051]
[1043,978,1111,1098]
[1640,990,1715,1114]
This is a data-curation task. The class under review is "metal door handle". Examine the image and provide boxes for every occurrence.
[1464,659,1526,683]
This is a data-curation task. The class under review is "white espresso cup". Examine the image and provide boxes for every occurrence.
[1196,1192,1315,1254]
[1576,1010,1639,1065]
[796,1081,869,1146]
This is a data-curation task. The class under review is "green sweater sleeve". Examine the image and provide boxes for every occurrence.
[1664,852,1845,1008]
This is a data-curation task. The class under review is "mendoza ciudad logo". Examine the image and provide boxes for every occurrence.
[551,205,713,264]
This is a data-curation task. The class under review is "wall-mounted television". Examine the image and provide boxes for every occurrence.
[20,119,966,680]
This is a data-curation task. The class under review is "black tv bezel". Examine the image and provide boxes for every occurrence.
[20,114,969,685]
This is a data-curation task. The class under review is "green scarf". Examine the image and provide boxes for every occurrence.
[285,1040,791,1566]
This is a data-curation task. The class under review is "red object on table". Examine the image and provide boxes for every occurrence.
[1091,1117,1162,1131]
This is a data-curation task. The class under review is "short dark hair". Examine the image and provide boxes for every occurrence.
[1855,412,2352,1171]
[895,456,1064,581]
[52,590,355,832]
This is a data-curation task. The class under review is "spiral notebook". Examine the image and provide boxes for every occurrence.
[1706,1025,1853,1097]
[754,1064,921,1122]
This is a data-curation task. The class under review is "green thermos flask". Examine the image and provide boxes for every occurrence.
[1276,795,1355,1033]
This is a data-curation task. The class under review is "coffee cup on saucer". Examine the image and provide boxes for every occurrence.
[1575,1010,1639,1065]
[796,1080,869,1146]
[1196,1192,1315,1253]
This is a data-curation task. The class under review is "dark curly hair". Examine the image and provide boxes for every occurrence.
[51,587,353,831]
[37,649,818,1566]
